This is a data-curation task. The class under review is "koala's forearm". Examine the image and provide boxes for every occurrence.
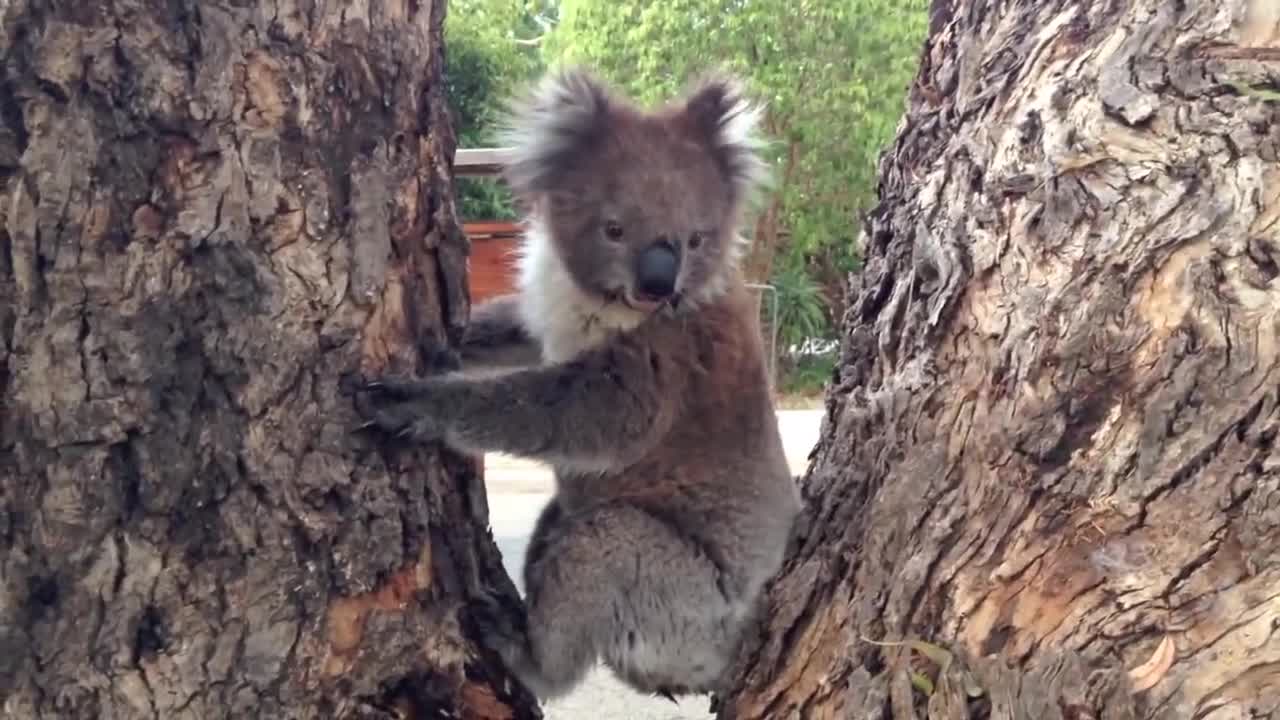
[461,295,542,368]
[433,358,675,470]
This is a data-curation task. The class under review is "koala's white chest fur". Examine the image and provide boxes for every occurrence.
[515,220,647,364]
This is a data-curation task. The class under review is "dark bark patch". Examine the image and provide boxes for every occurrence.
[132,605,168,661]
[25,573,60,620]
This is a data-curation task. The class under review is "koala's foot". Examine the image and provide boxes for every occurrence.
[467,589,529,662]
[421,345,462,374]
[468,590,576,700]
[653,686,684,703]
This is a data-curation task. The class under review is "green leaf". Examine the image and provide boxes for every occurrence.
[909,671,935,696]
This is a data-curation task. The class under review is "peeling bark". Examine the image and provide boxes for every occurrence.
[724,1,1280,718]
[0,1,535,718]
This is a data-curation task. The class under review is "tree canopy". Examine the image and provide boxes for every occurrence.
[446,0,553,219]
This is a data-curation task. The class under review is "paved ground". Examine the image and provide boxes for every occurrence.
[484,409,824,719]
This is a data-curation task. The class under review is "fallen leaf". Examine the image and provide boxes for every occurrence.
[1127,635,1176,692]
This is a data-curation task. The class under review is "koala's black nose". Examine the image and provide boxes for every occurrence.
[635,240,679,299]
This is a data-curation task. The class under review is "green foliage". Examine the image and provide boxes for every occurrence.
[769,256,829,352]
[768,253,837,396]
[445,0,554,219]
[778,347,838,397]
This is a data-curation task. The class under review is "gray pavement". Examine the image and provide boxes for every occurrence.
[485,409,823,719]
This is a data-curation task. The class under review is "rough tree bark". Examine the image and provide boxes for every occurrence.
[724,1,1279,718]
[0,1,535,718]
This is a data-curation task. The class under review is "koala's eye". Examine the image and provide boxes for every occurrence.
[689,231,706,249]
[604,220,625,241]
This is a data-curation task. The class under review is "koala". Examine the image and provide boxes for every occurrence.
[355,67,802,702]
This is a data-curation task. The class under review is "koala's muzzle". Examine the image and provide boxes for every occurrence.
[635,240,680,300]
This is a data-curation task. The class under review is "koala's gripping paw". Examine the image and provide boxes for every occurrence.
[467,589,529,663]
[352,377,444,442]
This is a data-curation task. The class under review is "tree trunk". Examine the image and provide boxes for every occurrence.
[723,1,1280,718]
[0,2,536,718]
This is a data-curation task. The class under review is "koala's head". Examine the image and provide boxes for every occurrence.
[498,68,768,312]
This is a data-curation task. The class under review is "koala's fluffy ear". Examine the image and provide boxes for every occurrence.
[681,73,770,208]
[498,67,611,200]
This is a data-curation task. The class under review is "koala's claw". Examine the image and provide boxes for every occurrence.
[353,374,451,446]
[360,377,423,398]
[654,688,678,704]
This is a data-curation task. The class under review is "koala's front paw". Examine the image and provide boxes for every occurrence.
[353,376,445,442]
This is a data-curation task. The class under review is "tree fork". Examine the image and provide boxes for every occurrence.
[722,1,1280,718]
[0,0,536,717]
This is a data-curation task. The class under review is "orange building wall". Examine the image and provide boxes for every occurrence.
[464,222,522,303]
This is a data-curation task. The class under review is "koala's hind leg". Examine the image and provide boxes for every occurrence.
[521,498,564,595]
[482,504,741,700]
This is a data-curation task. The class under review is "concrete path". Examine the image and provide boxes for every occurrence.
[484,409,824,719]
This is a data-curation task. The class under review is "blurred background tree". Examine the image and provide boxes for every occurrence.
[446,0,554,220]
[445,0,928,396]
